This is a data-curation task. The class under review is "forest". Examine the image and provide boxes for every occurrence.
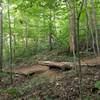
[0,0,100,100]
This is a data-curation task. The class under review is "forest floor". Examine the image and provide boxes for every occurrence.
[0,52,100,100]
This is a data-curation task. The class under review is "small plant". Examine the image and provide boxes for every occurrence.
[0,71,8,77]
[95,81,100,90]
[84,96,91,100]
[6,87,20,97]
[45,96,53,100]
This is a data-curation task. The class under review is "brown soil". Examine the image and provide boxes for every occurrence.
[43,70,65,79]
[3,56,100,76]
[82,56,100,65]
[0,56,100,100]
[19,66,100,100]
[3,65,49,75]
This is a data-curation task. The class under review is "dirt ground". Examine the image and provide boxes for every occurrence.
[19,66,100,100]
[0,56,100,100]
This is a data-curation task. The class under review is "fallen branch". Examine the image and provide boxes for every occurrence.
[38,61,100,70]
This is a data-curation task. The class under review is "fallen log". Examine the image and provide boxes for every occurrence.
[38,61,73,71]
[38,61,100,71]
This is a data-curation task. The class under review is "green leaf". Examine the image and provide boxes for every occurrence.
[95,81,100,89]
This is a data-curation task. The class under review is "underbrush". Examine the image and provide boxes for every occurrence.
[0,74,50,100]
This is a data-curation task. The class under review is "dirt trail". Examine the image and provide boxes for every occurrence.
[3,65,49,75]
[82,56,100,64]
[3,56,100,76]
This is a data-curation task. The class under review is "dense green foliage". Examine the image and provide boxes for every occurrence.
[2,0,100,63]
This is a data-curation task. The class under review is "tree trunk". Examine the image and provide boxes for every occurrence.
[8,0,13,83]
[89,16,96,55]
[69,1,77,53]
[49,9,53,51]
[13,18,16,63]
[25,21,28,50]
[76,0,84,99]
[85,0,89,52]
[13,34,16,63]
[90,0,99,55]
[67,0,77,71]
[88,2,96,55]
[0,1,3,72]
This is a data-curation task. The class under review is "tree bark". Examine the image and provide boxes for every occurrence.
[8,0,13,83]
[49,9,53,51]
[90,0,99,55]
[69,0,77,53]
[25,21,28,50]
[76,0,84,99]
[0,1,3,72]
[85,0,89,52]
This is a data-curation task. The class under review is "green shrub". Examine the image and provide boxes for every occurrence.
[6,87,21,97]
